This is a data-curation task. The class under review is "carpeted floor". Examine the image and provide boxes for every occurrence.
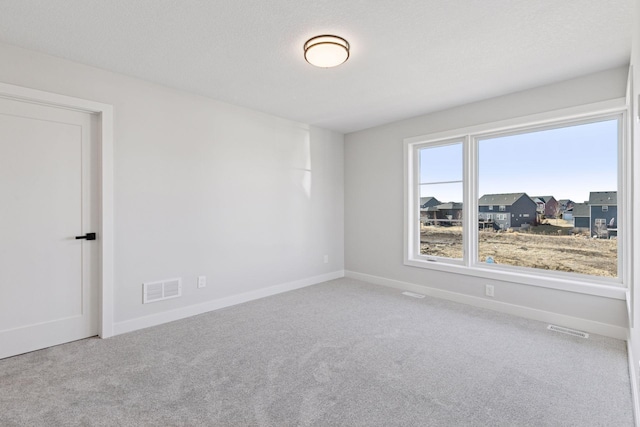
[0,278,634,426]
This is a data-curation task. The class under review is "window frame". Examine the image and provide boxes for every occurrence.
[409,138,466,265]
[404,99,629,300]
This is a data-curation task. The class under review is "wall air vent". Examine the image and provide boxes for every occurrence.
[547,324,589,339]
[143,278,182,304]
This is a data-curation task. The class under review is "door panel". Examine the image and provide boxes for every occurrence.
[0,97,98,359]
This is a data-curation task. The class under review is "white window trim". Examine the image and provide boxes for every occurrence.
[407,138,466,265]
[404,98,628,300]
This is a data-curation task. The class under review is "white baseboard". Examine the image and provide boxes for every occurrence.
[113,270,345,336]
[628,339,640,427]
[345,270,628,340]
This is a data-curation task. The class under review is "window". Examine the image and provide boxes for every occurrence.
[406,105,627,294]
[415,141,464,260]
[477,119,619,277]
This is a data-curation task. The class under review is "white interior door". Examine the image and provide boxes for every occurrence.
[0,96,98,359]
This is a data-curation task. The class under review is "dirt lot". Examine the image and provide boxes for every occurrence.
[420,226,617,277]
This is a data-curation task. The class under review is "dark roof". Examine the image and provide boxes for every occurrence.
[588,191,617,205]
[531,195,555,203]
[558,199,573,205]
[478,193,529,206]
[434,202,463,210]
[572,202,590,217]
[419,196,440,207]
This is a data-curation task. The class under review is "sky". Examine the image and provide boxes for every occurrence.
[419,118,618,204]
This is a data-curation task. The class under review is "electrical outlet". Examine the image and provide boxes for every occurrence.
[485,284,494,297]
[197,276,206,288]
[323,255,329,264]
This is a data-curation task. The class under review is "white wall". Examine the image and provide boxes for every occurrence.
[0,42,344,329]
[345,66,630,336]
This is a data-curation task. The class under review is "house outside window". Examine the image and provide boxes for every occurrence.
[415,141,464,260]
[405,104,627,296]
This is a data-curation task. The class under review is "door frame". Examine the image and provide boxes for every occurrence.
[0,82,114,338]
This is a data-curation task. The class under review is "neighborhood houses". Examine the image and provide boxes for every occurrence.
[420,191,617,237]
[531,195,559,219]
[479,193,536,230]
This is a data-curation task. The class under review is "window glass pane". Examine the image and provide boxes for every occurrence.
[420,143,462,183]
[478,119,618,278]
[419,143,463,259]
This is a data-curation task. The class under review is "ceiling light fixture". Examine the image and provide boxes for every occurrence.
[304,35,350,68]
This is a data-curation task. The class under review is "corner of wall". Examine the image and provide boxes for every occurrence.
[627,1,640,424]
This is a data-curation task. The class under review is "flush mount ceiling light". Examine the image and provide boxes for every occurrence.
[304,35,350,68]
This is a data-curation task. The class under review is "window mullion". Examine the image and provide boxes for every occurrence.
[464,135,478,267]
[413,144,422,259]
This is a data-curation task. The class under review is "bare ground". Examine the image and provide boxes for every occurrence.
[420,226,617,278]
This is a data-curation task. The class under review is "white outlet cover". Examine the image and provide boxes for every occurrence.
[197,276,206,288]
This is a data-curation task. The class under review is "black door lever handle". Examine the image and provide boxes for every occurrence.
[75,232,96,240]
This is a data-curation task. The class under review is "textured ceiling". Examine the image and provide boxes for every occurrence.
[0,0,632,133]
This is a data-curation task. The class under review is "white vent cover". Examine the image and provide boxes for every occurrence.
[143,278,182,304]
[547,324,589,339]
[402,291,425,299]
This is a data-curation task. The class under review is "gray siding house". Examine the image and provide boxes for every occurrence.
[420,197,441,209]
[433,202,463,220]
[421,202,463,224]
[558,199,574,218]
[572,203,590,229]
[478,193,537,230]
[420,196,442,223]
[589,191,617,237]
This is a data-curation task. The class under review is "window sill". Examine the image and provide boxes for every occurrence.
[404,257,626,300]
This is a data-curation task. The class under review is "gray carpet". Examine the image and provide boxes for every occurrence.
[0,278,634,426]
